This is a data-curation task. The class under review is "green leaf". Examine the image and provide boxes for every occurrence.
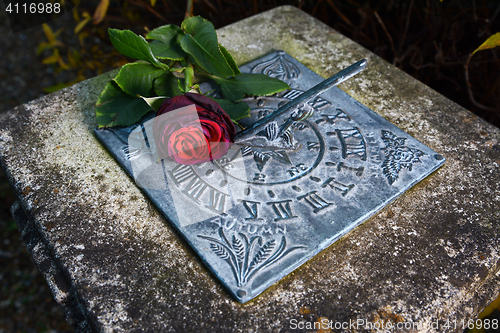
[113,62,166,97]
[108,28,167,69]
[180,16,234,78]
[473,32,500,55]
[146,25,187,60]
[95,81,152,128]
[216,79,245,101]
[219,44,241,75]
[214,73,290,102]
[211,98,250,121]
[154,72,183,97]
[150,41,186,60]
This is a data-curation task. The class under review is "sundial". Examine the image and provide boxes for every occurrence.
[95,51,445,303]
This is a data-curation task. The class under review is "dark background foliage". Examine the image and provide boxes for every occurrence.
[0,0,499,332]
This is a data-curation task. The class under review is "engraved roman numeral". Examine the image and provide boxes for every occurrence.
[169,164,196,186]
[169,164,227,213]
[297,191,333,213]
[287,163,308,176]
[315,108,351,125]
[267,200,297,221]
[206,188,227,213]
[283,89,303,100]
[293,122,308,131]
[337,162,364,177]
[240,200,263,220]
[182,176,208,202]
[336,127,367,161]
[309,96,332,111]
[321,177,354,197]
[307,142,321,151]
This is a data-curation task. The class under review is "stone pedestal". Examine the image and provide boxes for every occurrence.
[1,6,499,332]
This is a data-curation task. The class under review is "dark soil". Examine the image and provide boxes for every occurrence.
[0,1,498,332]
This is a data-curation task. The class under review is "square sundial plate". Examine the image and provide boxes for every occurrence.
[95,51,445,303]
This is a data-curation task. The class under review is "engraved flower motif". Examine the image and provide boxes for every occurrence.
[393,146,415,163]
[381,130,425,184]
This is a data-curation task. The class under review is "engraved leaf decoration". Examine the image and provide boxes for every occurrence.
[232,235,245,264]
[248,239,276,271]
[381,130,425,185]
[198,228,306,288]
[381,130,398,148]
[382,156,401,185]
[199,232,242,285]
[251,51,300,82]
[210,243,231,260]
[264,236,306,269]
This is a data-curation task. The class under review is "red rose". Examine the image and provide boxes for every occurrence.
[153,93,236,165]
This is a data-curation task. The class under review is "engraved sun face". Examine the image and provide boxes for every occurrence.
[214,120,325,185]
[211,97,325,185]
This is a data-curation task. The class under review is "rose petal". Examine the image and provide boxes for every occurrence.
[168,126,211,165]
[153,93,236,164]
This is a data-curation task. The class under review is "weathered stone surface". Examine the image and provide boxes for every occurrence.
[1,5,499,332]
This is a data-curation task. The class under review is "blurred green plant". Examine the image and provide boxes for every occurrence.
[37,0,196,94]
[37,1,130,93]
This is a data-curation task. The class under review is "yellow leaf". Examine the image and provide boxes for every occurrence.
[67,49,81,68]
[85,59,96,70]
[42,23,65,48]
[72,8,80,22]
[37,42,48,56]
[54,27,64,39]
[74,15,91,34]
[150,0,157,6]
[42,23,55,43]
[43,83,70,93]
[472,32,500,55]
[58,57,70,70]
[93,0,110,25]
[78,32,90,46]
[49,40,65,48]
[42,54,60,65]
